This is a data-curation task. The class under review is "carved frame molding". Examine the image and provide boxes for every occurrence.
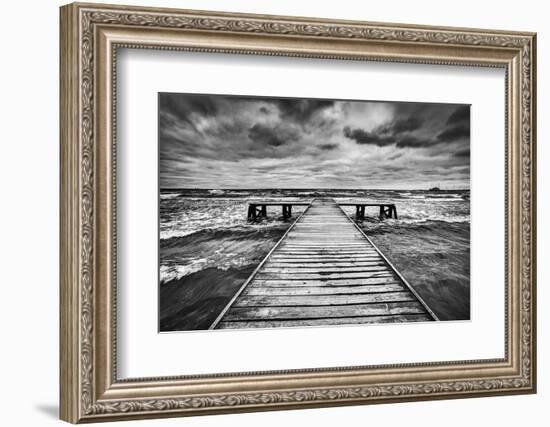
[60,2,536,423]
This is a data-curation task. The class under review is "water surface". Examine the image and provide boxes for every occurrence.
[159,189,470,330]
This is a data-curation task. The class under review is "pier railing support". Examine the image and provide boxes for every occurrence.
[355,205,366,220]
[247,201,308,220]
[247,204,268,220]
[351,204,398,220]
[246,201,400,221]
[378,204,398,219]
[282,204,292,219]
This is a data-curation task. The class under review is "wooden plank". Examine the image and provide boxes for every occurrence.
[259,266,390,275]
[287,232,362,236]
[284,241,367,244]
[260,266,389,274]
[275,253,380,257]
[291,226,355,228]
[252,278,399,287]
[279,248,375,251]
[248,202,311,206]
[234,292,415,307]
[285,238,365,241]
[289,229,360,232]
[287,236,361,238]
[256,271,395,280]
[217,314,432,329]
[242,283,406,296]
[275,252,379,256]
[265,262,385,268]
[276,248,378,252]
[277,244,370,247]
[279,247,375,251]
[222,301,426,321]
[270,258,383,263]
[270,255,383,261]
[292,224,354,226]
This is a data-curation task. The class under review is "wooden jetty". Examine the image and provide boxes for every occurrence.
[247,200,311,220]
[339,201,398,220]
[248,200,397,220]
[211,199,437,329]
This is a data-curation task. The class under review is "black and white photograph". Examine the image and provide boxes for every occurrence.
[158,93,471,332]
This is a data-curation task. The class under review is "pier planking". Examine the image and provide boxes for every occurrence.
[211,199,437,329]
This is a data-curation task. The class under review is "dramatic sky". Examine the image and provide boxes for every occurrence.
[159,93,470,189]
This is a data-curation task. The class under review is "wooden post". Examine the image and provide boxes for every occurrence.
[393,205,398,219]
[355,205,365,220]
[248,204,256,220]
[282,204,292,219]
[261,205,267,218]
[379,205,384,220]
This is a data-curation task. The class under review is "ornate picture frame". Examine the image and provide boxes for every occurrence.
[60,2,536,423]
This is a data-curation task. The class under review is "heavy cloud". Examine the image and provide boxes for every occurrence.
[159,93,470,189]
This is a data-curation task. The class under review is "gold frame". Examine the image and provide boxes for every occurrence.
[60,2,537,423]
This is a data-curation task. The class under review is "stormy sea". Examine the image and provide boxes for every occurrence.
[159,189,470,331]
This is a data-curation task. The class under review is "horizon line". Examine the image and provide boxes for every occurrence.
[159,187,471,191]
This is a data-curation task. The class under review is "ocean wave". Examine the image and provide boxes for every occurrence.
[398,216,469,224]
[160,228,284,283]
[160,198,307,241]
[159,193,181,200]
[160,255,252,284]
[360,219,470,239]
[160,224,287,248]
[160,218,291,241]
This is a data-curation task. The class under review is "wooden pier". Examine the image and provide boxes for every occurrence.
[247,200,397,220]
[247,201,310,220]
[338,202,398,220]
[211,199,437,329]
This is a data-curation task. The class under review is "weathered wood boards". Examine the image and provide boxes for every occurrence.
[212,199,436,329]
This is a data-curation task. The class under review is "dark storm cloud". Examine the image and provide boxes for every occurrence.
[343,108,429,147]
[446,105,470,125]
[453,147,471,158]
[270,98,334,122]
[159,93,218,126]
[159,93,470,189]
[248,123,300,147]
[343,126,393,147]
[317,143,339,151]
[343,126,433,148]
[435,106,470,142]
[344,103,470,149]
[437,124,470,142]
[395,136,434,148]
[378,116,423,134]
